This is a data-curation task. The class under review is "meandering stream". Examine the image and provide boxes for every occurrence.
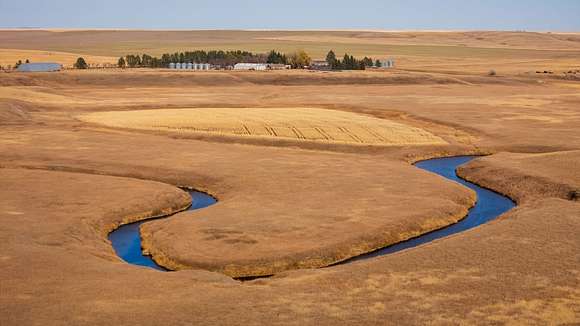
[108,155,515,271]
[345,156,515,263]
[108,190,217,270]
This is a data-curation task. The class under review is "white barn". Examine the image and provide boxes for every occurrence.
[234,63,269,71]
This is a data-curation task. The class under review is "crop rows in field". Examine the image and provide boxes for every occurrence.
[79,108,446,146]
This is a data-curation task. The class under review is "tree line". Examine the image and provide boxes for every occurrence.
[117,50,273,68]
[116,49,316,69]
[3,49,381,71]
[116,49,379,70]
[325,50,376,70]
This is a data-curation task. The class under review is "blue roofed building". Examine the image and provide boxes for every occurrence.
[17,62,62,72]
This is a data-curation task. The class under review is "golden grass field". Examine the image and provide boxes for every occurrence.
[0,30,579,325]
[79,108,446,146]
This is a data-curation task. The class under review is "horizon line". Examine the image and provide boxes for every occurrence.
[1,27,579,34]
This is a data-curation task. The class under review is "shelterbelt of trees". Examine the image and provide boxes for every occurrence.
[116,49,377,70]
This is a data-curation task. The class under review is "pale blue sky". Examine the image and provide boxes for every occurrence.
[1,0,579,31]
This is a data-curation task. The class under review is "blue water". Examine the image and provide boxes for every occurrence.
[345,156,515,262]
[108,190,217,270]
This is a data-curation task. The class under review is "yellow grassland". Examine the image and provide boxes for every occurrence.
[79,107,447,146]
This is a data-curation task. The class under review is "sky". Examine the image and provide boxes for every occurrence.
[1,0,579,31]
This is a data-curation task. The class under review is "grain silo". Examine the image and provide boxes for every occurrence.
[380,59,395,68]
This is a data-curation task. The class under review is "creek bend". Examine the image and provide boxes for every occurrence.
[108,156,515,272]
[108,190,217,270]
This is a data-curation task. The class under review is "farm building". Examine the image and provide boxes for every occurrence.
[268,64,291,70]
[16,62,62,72]
[379,59,395,69]
[233,63,290,71]
[309,60,331,71]
[234,63,269,71]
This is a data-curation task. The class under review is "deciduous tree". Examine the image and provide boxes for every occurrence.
[289,50,311,69]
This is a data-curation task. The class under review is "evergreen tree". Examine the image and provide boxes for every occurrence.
[141,54,153,67]
[342,54,352,69]
[375,59,382,68]
[161,54,171,67]
[74,57,88,69]
[326,50,337,69]
[125,55,141,68]
[266,50,287,64]
[117,57,126,68]
[362,57,374,67]
[349,55,356,69]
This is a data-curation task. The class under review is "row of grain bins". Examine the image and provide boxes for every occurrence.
[169,63,211,70]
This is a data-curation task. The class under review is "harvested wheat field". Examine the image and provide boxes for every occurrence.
[1,28,579,326]
[79,108,446,146]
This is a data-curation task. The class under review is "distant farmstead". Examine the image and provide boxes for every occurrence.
[17,62,62,72]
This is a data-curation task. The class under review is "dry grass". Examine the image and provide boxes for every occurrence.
[79,108,447,146]
[0,48,117,68]
[1,63,580,325]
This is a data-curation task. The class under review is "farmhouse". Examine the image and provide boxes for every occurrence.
[16,62,62,72]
